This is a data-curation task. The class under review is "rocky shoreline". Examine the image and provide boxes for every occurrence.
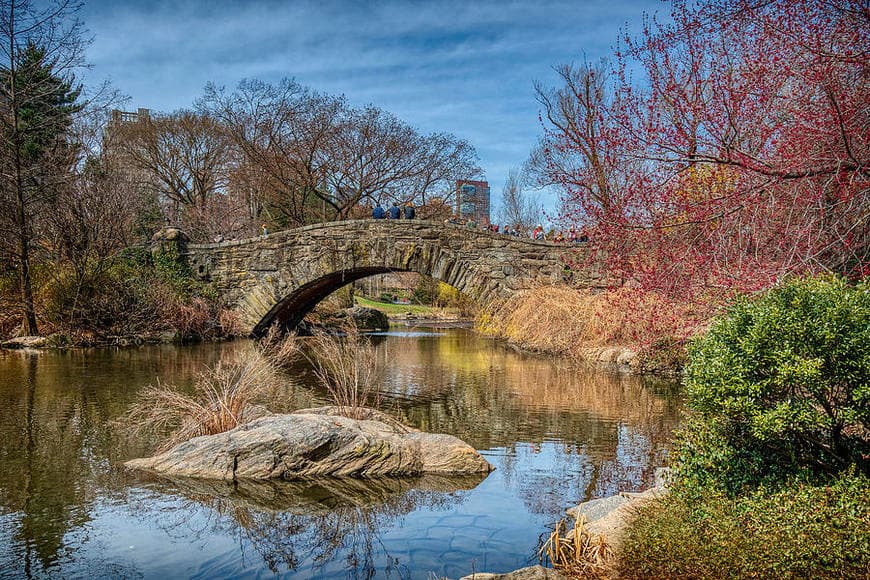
[461,468,671,579]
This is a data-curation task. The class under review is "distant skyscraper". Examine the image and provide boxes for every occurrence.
[455,180,490,224]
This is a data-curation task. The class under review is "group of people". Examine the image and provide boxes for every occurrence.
[368,205,588,244]
[454,220,588,243]
[372,202,416,220]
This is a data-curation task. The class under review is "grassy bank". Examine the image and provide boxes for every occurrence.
[618,473,869,578]
[477,285,705,371]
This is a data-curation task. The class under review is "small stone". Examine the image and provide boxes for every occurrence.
[1,335,48,349]
[459,565,567,580]
[566,495,630,523]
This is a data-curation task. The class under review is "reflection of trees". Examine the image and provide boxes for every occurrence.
[354,331,680,514]
[139,473,485,578]
[0,343,280,575]
[0,353,94,574]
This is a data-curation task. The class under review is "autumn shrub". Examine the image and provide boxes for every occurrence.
[618,471,870,579]
[675,275,869,493]
[27,245,237,342]
[434,281,477,317]
[40,262,151,335]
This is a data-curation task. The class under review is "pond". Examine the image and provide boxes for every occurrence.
[0,328,682,579]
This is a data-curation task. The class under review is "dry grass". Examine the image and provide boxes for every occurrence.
[121,345,288,452]
[259,324,302,366]
[303,323,383,419]
[539,512,613,578]
[478,285,705,358]
[119,323,385,451]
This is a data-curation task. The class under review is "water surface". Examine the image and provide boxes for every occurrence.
[0,328,682,579]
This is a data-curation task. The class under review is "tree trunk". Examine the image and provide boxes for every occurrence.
[16,193,38,335]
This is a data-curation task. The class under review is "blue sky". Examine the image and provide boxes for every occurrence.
[80,0,663,216]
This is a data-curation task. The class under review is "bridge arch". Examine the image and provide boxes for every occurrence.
[180,220,595,337]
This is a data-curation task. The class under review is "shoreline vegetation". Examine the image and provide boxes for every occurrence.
[477,285,699,374]
[536,276,870,579]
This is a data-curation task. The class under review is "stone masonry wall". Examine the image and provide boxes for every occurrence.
[179,220,603,335]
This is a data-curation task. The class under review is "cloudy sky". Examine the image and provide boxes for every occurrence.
[80,0,664,215]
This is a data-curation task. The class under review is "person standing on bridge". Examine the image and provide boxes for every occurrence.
[261,223,269,236]
[389,202,401,220]
[403,202,416,219]
[373,203,386,219]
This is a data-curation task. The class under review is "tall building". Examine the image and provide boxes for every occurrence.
[455,180,490,224]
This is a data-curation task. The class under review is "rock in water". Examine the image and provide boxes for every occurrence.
[125,407,492,480]
[347,306,389,330]
[459,566,567,580]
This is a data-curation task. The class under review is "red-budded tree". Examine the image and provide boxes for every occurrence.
[538,0,869,304]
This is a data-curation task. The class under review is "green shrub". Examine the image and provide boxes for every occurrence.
[618,472,870,579]
[676,275,869,492]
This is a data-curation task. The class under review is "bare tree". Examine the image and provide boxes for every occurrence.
[0,0,87,335]
[202,79,481,228]
[201,79,343,227]
[497,168,541,230]
[531,61,622,217]
[107,109,244,240]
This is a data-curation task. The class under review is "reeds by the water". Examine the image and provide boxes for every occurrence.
[121,347,282,451]
[120,323,384,451]
[479,285,702,358]
[303,324,383,419]
[539,513,613,578]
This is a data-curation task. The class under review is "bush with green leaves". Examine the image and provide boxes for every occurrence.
[675,275,869,492]
[618,470,870,579]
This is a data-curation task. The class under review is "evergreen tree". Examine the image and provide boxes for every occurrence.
[0,0,86,335]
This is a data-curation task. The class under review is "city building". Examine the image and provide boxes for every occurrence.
[455,180,490,224]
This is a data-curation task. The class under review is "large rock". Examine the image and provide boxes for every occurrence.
[564,484,669,553]
[125,406,492,480]
[347,306,389,330]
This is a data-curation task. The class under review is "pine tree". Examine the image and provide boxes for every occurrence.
[0,0,86,335]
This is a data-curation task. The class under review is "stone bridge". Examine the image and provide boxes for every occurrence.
[157,220,601,336]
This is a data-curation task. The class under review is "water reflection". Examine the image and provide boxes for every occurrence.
[0,329,682,578]
[133,473,485,578]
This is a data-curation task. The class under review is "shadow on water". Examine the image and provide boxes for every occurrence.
[0,329,683,578]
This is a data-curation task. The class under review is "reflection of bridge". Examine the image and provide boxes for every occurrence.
[155,220,602,336]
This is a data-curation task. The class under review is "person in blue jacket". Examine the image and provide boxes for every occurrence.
[372,203,386,219]
[388,202,401,219]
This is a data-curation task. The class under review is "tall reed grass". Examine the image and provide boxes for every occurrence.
[121,340,294,451]
[478,285,705,359]
[540,513,613,578]
[121,323,385,451]
[303,324,383,419]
